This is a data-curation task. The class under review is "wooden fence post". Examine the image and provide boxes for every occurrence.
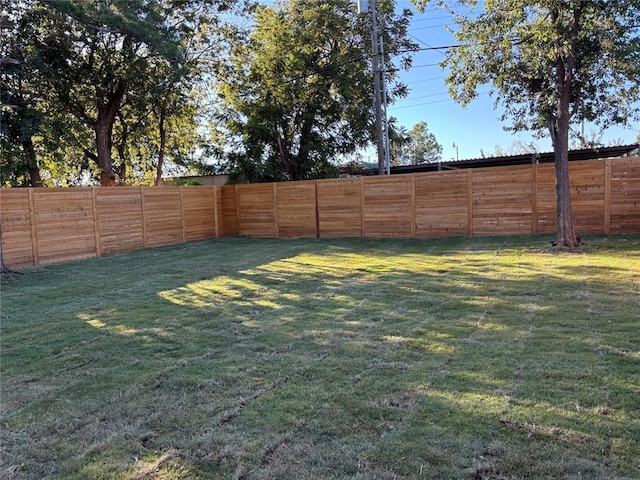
[140,186,148,247]
[91,188,102,258]
[213,186,219,238]
[28,188,39,265]
[179,187,186,243]
[273,183,279,238]
[360,176,365,238]
[467,170,474,237]
[604,158,611,234]
[411,174,416,238]
[314,180,320,238]
[531,164,538,234]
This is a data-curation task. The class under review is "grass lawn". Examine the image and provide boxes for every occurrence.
[1,235,639,479]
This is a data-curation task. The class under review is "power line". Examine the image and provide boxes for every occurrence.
[394,91,450,103]
[389,98,452,110]
[406,75,446,85]
[389,91,491,110]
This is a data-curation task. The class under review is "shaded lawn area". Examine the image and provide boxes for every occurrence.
[1,235,639,479]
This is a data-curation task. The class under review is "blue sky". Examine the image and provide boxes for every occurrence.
[254,0,639,162]
[389,0,640,161]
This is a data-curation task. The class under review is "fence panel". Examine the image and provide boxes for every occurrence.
[142,188,184,247]
[276,181,317,238]
[96,187,145,255]
[236,183,276,237]
[472,165,533,236]
[317,177,362,238]
[220,185,239,237]
[414,170,469,238]
[610,158,640,233]
[0,189,34,268]
[570,160,606,233]
[535,163,558,234]
[182,186,217,242]
[32,188,97,264]
[363,176,413,238]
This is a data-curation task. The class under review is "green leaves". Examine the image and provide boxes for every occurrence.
[216,0,416,183]
[412,0,640,134]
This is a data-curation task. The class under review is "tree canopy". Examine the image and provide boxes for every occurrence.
[215,0,416,183]
[411,0,640,246]
[1,0,241,186]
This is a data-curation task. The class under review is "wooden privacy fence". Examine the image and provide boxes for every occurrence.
[1,186,221,269]
[1,157,638,269]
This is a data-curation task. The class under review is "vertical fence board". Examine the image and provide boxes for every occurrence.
[213,186,221,237]
[531,164,538,234]
[604,159,611,234]
[28,189,39,264]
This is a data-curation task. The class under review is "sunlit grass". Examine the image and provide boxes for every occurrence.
[1,235,639,479]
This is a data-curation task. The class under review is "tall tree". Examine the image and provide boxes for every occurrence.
[412,0,640,247]
[388,118,411,166]
[405,121,442,165]
[4,0,241,186]
[388,120,441,166]
[216,0,416,183]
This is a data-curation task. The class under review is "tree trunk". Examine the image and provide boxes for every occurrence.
[92,77,127,187]
[155,112,166,187]
[548,63,580,248]
[22,136,42,187]
[94,108,117,186]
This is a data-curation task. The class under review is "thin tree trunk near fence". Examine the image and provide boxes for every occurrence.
[155,113,166,187]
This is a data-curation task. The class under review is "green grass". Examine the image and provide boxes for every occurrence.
[1,235,639,479]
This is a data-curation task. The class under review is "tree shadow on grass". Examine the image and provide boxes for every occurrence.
[1,236,639,479]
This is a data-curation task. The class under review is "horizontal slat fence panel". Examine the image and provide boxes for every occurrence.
[96,187,144,255]
[0,186,218,269]
[610,158,640,233]
[143,188,184,247]
[220,185,239,237]
[317,177,362,237]
[473,165,533,236]
[182,186,217,242]
[363,176,413,238]
[535,163,558,234]
[33,188,97,264]
[570,160,606,233]
[0,189,34,268]
[236,183,277,238]
[414,170,469,238]
[276,182,317,238]
[1,157,638,269]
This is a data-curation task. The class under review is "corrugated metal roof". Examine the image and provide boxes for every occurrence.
[343,144,639,176]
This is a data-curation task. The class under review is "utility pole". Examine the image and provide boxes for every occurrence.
[379,33,391,175]
[357,0,387,175]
